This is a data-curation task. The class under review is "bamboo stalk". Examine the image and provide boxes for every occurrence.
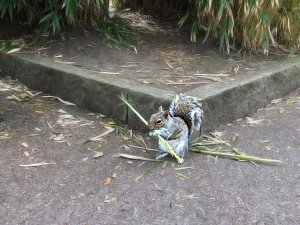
[157,135,184,164]
[120,94,149,126]
[191,149,282,165]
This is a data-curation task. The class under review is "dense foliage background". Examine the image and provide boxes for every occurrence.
[0,0,299,54]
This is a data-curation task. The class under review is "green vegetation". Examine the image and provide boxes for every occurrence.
[0,40,15,52]
[0,39,24,53]
[0,0,299,54]
[181,0,300,54]
[97,18,137,50]
[136,0,300,54]
[0,0,106,34]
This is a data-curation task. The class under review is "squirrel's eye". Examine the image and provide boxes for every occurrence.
[156,119,162,124]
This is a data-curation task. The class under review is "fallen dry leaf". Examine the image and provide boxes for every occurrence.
[118,153,157,161]
[229,133,239,145]
[26,91,42,97]
[54,60,76,65]
[259,140,271,143]
[24,151,30,157]
[103,177,112,186]
[96,71,122,75]
[0,132,10,140]
[210,131,224,137]
[35,127,42,132]
[232,64,240,75]
[175,167,194,171]
[271,98,282,104]
[53,54,63,58]
[47,121,53,129]
[96,114,106,119]
[57,109,68,114]
[88,127,114,141]
[42,95,76,106]
[58,114,75,120]
[142,80,154,84]
[7,48,21,54]
[19,162,56,167]
[19,93,30,99]
[104,196,117,203]
[6,95,22,102]
[120,145,130,151]
[21,143,29,148]
[35,111,45,114]
[93,151,104,159]
[245,117,265,126]
[50,134,65,142]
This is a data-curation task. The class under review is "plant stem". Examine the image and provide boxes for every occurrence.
[191,149,282,165]
[135,161,162,181]
[120,95,149,126]
[158,135,184,164]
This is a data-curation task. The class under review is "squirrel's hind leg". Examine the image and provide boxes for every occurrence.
[156,141,170,160]
[172,140,188,159]
[156,152,169,160]
[156,140,187,160]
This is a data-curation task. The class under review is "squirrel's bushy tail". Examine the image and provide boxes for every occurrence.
[169,94,203,135]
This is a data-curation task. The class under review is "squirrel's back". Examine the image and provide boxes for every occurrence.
[169,94,203,135]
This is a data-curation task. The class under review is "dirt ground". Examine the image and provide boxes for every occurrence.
[0,77,299,225]
[0,12,291,93]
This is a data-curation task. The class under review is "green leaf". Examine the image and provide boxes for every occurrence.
[178,12,190,28]
[286,98,296,105]
[39,12,54,24]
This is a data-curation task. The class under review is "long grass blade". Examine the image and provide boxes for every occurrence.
[135,161,162,181]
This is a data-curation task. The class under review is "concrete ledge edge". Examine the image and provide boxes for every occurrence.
[0,52,299,134]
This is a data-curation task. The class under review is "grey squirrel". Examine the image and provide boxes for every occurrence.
[148,94,203,160]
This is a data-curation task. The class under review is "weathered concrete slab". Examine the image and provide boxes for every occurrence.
[0,52,299,134]
[0,53,16,78]
[0,53,175,130]
[188,58,300,132]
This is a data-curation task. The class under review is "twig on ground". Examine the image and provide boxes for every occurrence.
[129,144,159,152]
[118,153,158,162]
[166,81,209,85]
[19,162,56,167]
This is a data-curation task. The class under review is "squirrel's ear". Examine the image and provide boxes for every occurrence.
[163,110,169,118]
[158,106,163,112]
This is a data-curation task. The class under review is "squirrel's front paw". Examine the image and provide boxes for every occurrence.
[149,130,157,137]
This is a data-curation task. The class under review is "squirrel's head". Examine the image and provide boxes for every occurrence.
[148,106,170,130]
